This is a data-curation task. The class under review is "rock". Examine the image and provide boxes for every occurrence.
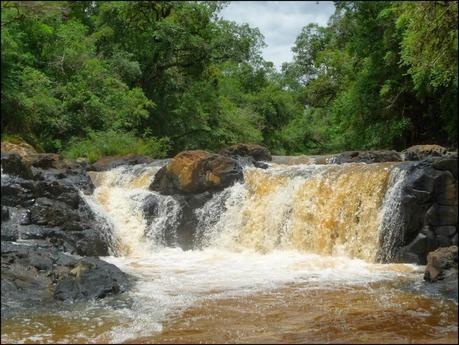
[437,235,453,247]
[53,257,128,301]
[30,198,77,227]
[425,204,458,226]
[327,150,402,164]
[1,153,34,179]
[433,171,457,206]
[1,177,35,207]
[381,160,457,264]
[1,141,38,161]
[397,233,428,264]
[172,192,215,249]
[1,154,110,256]
[434,226,457,237]
[402,144,448,161]
[150,150,243,195]
[2,206,9,221]
[88,154,153,172]
[432,157,458,178]
[424,246,458,282]
[220,144,272,162]
[1,148,129,314]
[1,242,130,313]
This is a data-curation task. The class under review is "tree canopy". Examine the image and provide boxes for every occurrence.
[1,1,457,160]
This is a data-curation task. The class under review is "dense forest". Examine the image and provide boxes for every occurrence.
[1,1,457,161]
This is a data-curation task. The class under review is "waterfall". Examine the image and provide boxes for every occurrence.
[377,165,410,262]
[86,160,411,262]
[87,162,181,257]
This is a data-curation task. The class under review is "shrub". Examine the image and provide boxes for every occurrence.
[63,130,170,163]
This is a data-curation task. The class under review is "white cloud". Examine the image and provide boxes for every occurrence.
[219,1,335,69]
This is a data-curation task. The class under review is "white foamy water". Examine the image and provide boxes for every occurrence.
[99,248,421,343]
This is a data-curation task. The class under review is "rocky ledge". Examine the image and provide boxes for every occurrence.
[1,144,131,314]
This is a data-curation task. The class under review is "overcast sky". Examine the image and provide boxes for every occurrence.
[220,1,335,69]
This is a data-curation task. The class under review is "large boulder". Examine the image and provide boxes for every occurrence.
[88,154,153,172]
[1,141,38,161]
[1,242,130,314]
[327,150,402,164]
[1,141,82,170]
[424,246,458,282]
[402,144,448,161]
[220,143,272,162]
[150,150,243,195]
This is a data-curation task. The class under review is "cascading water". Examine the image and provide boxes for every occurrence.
[86,161,182,256]
[88,161,405,261]
[4,160,456,344]
[196,163,400,260]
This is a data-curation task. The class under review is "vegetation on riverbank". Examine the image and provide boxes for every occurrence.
[1,1,457,159]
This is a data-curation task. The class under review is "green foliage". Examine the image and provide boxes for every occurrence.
[283,1,457,151]
[62,130,170,163]
[1,1,457,158]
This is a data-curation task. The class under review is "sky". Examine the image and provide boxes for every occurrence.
[220,1,335,69]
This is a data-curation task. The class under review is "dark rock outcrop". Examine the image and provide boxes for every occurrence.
[1,242,130,313]
[220,143,272,162]
[1,152,34,179]
[150,150,243,195]
[387,156,458,265]
[1,145,127,314]
[327,150,402,164]
[1,171,109,257]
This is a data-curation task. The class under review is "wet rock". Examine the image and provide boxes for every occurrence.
[88,154,153,172]
[433,171,457,206]
[150,150,243,195]
[328,150,402,164]
[434,226,457,237]
[424,246,458,282]
[19,209,31,225]
[1,153,34,179]
[1,147,128,314]
[425,204,458,226]
[397,233,428,264]
[172,192,215,249]
[220,143,272,162]
[54,258,127,301]
[432,157,458,178]
[1,177,35,207]
[437,235,452,247]
[1,152,110,256]
[30,198,76,227]
[2,206,9,221]
[402,144,448,161]
[252,160,269,169]
[1,242,130,312]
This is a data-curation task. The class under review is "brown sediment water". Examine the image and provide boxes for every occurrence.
[141,282,458,344]
[1,161,457,344]
[2,273,457,344]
